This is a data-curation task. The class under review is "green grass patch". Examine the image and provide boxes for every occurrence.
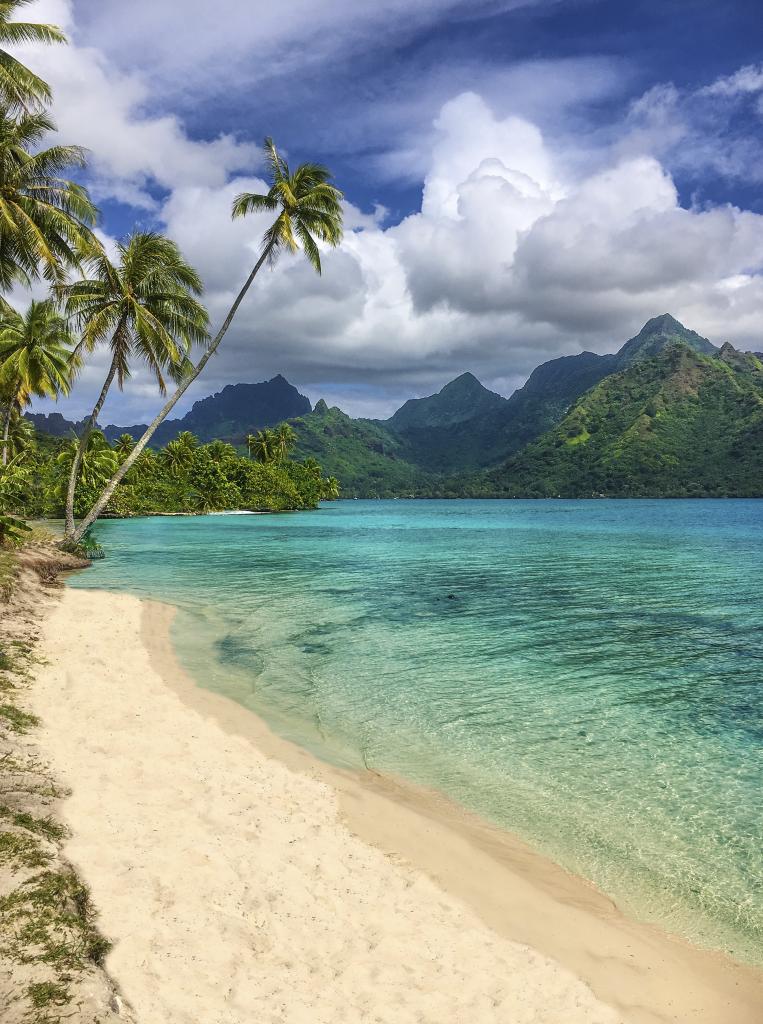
[0,806,67,841]
[0,831,51,871]
[1,869,112,971]
[0,703,40,734]
[27,980,70,1009]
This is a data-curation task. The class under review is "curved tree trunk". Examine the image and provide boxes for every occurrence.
[63,353,120,540]
[69,242,274,544]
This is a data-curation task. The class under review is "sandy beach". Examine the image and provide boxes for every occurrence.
[29,585,763,1024]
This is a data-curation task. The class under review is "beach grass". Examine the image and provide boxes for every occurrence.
[0,547,117,1023]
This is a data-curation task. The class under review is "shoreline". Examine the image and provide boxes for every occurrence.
[32,584,763,1023]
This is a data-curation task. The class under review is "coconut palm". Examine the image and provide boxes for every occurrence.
[59,232,209,539]
[322,476,340,500]
[302,456,322,477]
[5,406,33,457]
[69,138,343,543]
[175,430,198,450]
[56,430,118,490]
[0,298,74,465]
[0,110,97,291]
[248,428,276,464]
[163,437,194,478]
[272,421,297,460]
[0,450,30,540]
[114,433,135,458]
[0,0,66,111]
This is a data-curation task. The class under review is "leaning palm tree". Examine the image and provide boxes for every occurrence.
[0,0,66,111]
[0,298,75,465]
[68,138,344,544]
[59,232,209,540]
[0,110,97,292]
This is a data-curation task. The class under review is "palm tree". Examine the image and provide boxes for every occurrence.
[59,232,209,539]
[272,421,297,461]
[56,430,118,491]
[175,430,198,450]
[0,299,74,465]
[163,437,195,478]
[5,407,33,457]
[303,456,322,477]
[0,110,97,292]
[0,0,66,111]
[0,449,31,546]
[68,138,344,543]
[248,428,276,464]
[322,476,340,500]
[114,433,135,458]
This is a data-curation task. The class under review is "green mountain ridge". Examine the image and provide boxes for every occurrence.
[484,342,763,498]
[28,314,762,498]
[384,371,507,431]
[286,314,746,496]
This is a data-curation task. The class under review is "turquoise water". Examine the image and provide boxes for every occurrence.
[71,500,763,962]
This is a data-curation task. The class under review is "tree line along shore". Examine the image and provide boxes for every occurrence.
[0,1,344,554]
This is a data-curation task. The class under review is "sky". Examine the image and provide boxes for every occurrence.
[17,0,763,423]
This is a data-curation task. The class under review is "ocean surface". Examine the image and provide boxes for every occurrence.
[70,500,763,962]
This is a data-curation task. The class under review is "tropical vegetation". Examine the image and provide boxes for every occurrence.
[5,427,338,521]
[0,14,344,548]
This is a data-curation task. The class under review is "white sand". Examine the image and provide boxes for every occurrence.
[31,588,763,1024]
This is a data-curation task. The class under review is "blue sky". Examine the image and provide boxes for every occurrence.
[21,0,763,422]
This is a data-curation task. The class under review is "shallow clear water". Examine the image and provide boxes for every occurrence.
[71,500,763,962]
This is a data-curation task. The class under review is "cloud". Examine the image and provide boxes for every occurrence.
[71,0,553,97]
[156,89,763,418]
[15,2,257,209]
[20,3,763,424]
[621,66,763,187]
[701,64,763,98]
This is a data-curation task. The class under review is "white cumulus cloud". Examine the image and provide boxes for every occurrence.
[19,2,763,424]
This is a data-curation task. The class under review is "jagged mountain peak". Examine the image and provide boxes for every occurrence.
[616,314,717,369]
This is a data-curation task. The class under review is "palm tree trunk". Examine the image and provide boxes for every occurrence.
[1,401,13,467]
[69,242,275,544]
[63,353,119,539]
[1,380,21,467]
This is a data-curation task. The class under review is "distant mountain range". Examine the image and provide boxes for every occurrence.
[27,314,763,498]
[27,374,311,445]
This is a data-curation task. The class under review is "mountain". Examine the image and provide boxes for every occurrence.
[481,314,719,460]
[613,313,717,368]
[25,411,89,437]
[290,401,430,497]
[386,372,507,431]
[366,373,509,472]
[155,375,311,442]
[485,342,763,497]
[25,315,761,499]
[28,375,312,446]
